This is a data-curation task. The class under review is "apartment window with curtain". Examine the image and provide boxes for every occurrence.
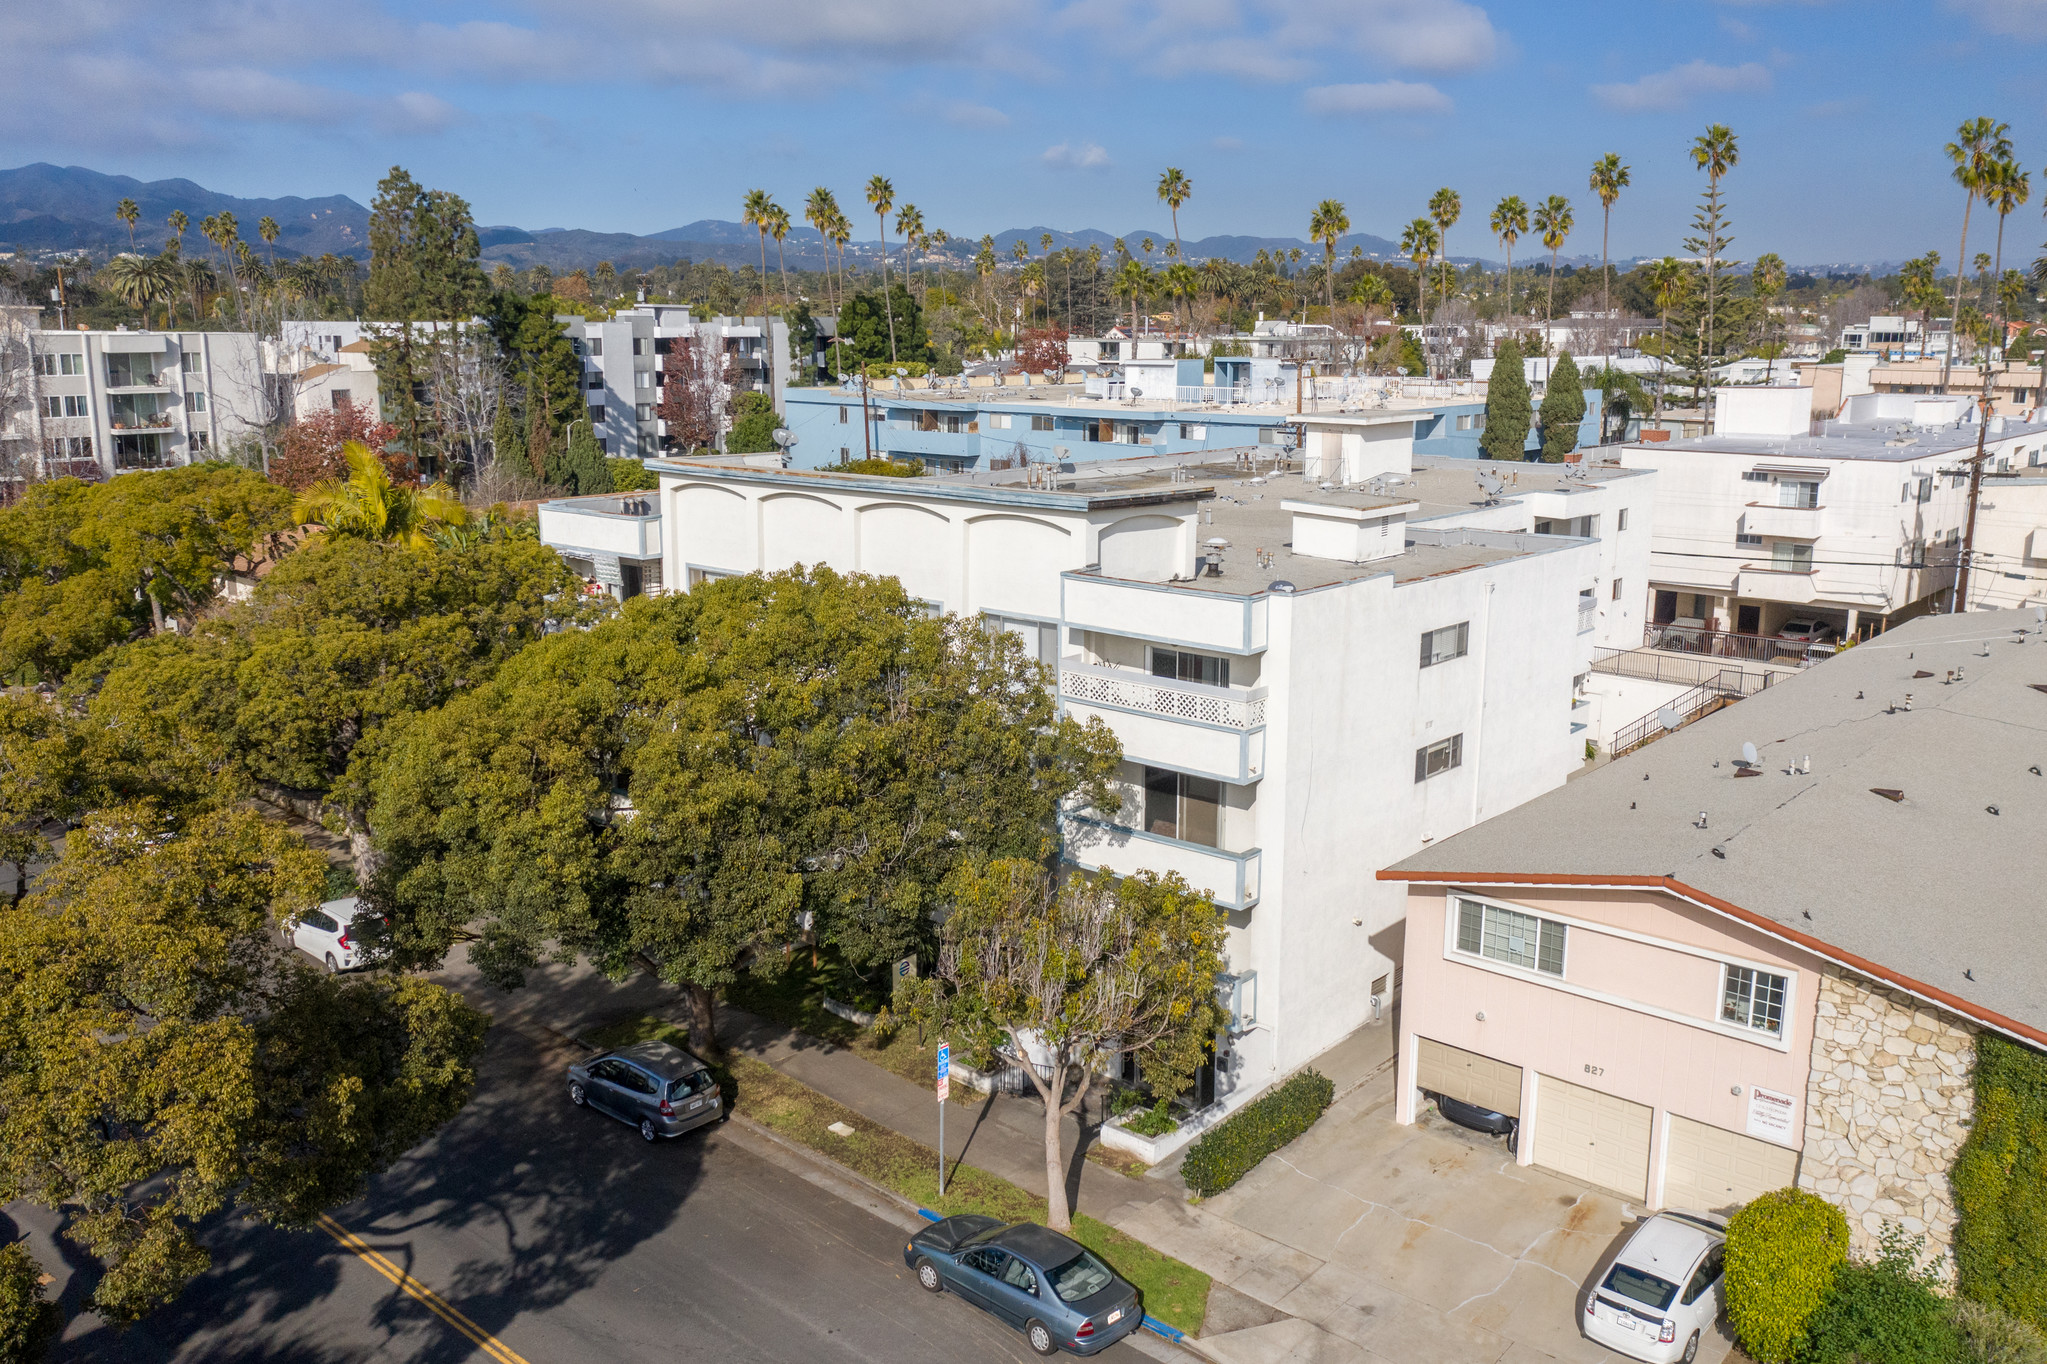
[1143,767,1222,847]
[1414,734,1463,781]
[1720,965,1787,1036]
[1771,542,1814,571]
[1419,622,1469,668]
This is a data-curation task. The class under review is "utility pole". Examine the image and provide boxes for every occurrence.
[1952,402,1988,613]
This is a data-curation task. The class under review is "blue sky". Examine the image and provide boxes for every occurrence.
[9,0,2047,264]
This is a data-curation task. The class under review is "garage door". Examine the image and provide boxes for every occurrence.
[1532,1075,1652,1200]
[1415,1038,1522,1117]
[1663,1115,1800,1215]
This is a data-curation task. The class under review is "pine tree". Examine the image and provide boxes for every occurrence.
[1539,353,1587,462]
[1480,339,1531,461]
[547,422,612,495]
[491,401,521,473]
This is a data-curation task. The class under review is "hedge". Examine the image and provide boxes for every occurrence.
[1724,1186,1850,1363]
[1955,1034,2047,1329]
[1179,1068,1334,1197]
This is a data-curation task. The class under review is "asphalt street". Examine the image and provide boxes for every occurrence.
[12,1015,1147,1364]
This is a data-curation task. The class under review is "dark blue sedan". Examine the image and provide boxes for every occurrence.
[904,1215,1142,1355]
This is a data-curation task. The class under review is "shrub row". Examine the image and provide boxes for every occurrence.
[1954,1034,2047,1330]
[1179,1068,1333,1197]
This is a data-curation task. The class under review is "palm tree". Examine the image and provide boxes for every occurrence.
[741,189,774,313]
[166,209,188,252]
[1689,124,1740,370]
[804,187,841,339]
[1983,158,2030,365]
[1428,188,1461,304]
[1751,252,1787,382]
[293,442,470,548]
[1940,118,2011,388]
[1165,261,1199,331]
[1490,196,1528,320]
[1532,195,1574,355]
[1647,257,1692,417]
[1400,219,1440,376]
[1116,259,1151,337]
[99,254,177,328]
[115,197,140,251]
[258,215,281,267]
[1588,153,1631,377]
[1309,199,1349,323]
[865,175,898,363]
[1157,168,1192,257]
[895,203,925,298]
[762,205,791,309]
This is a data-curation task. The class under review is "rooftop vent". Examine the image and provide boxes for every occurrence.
[1870,788,1905,802]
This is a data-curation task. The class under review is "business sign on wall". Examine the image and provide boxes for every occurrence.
[1746,1085,1799,1144]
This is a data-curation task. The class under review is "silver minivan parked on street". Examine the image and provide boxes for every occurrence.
[567,1040,723,1142]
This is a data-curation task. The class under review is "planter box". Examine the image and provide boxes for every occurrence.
[1101,1102,1229,1164]
[821,997,876,1027]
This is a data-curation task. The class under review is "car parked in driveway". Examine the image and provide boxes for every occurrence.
[1776,618,1838,644]
[284,896,384,973]
[1584,1211,1727,1363]
[566,1040,723,1142]
[905,1215,1142,1356]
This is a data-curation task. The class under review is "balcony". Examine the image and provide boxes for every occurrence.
[1063,572,1269,653]
[1741,503,1824,539]
[1059,659,1266,782]
[881,427,980,460]
[538,493,662,560]
[1061,813,1261,910]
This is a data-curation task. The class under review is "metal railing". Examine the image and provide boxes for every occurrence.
[1060,661,1267,729]
[1604,667,1752,753]
[1643,623,1838,666]
[1594,647,1779,692]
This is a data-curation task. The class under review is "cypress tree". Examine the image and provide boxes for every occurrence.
[1539,352,1587,461]
[1480,339,1531,461]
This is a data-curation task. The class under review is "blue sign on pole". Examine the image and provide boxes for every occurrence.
[936,1043,951,1080]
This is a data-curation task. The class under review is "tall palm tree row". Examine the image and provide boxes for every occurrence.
[1941,117,2013,389]
[1400,217,1439,377]
[1428,188,1460,303]
[740,189,774,312]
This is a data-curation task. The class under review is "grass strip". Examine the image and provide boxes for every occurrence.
[583,1013,1209,1335]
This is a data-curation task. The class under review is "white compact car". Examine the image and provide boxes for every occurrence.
[285,896,383,973]
[1583,1212,1727,1364]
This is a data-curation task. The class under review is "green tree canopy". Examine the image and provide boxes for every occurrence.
[838,284,931,367]
[364,166,491,323]
[487,291,583,439]
[725,391,780,454]
[1538,352,1587,461]
[370,569,1119,1049]
[293,442,470,547]
[0,802,488,1323]
[0,467,292,682]
[547,420,613,494]
[895,861,1226,1232]
[1480,339,1532,460]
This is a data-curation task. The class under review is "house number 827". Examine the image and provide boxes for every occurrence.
[1583,1064,1605,1077]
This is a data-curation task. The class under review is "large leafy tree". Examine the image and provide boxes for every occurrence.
[837,285,930,368]
[897,861,1226,1233]
[0,803,488,1324]
[371,569,1119,1052]
[0,467,292,681]
[365,166,494,460]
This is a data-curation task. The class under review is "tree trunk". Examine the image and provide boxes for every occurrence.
[1042,1059,1072,1232]
[686,982,720,1057]
[1943,197,1974,393]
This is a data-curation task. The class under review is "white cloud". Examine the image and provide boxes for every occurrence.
[377,92,463,136]
[941,101,1011,128]
[1303,80,1452,116]
[1042,141,1111,169]
[1060,0,1498,81]
[1591,60,1771,112]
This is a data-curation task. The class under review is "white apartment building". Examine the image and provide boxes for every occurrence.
[292,339,383,422]
[545,442,1634,1134]
[1614,387,2047,641]
[553,306,792,461]
[23,327,264,477]
[1965,470,2047,612]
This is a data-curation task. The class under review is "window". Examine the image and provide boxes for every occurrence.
[1682,1249,1726,1307]
[1578,587,1596,633]
[999,1257,1039,1295]
[636,371,652,390]
[42,395,87,418]
[636,404,653,421]
[632,338,645,355]
[33,352,83,376]
[1415,734,1463,782]
[1736,533,1763,547]
[1611,577,1623,601]
[1617,507,1629,532]
[1777,479,1819,509]
[1419,622,1469,668]
[985,613,1060,665]
[839,405,849,422]
[191,431,209,451]
[586,372,604,389]
[1455,897,1565,976]
[988,412,1012,430]
[1151,647,1229,688]
[180,351,202,374]
[1741,470,1770,484]
[1771,542,1814,571]
[1143,767,1222,847]
[589,405,605,424]
[184,391,205,412]
[586,339,603,357]
[1179,422,1206,439]
[1049,1250,1115,1303]
[1721,965,1787,1036]
[1031,414,1054,432]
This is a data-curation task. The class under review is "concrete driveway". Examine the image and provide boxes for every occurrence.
[1159,1064,1741,1364]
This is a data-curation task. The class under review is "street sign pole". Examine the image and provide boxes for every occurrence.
[935,1041,951,1198]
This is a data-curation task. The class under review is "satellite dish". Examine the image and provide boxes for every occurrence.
[1130,386,1144,398]
[772,428,796,448]
[1658,706,1684,733]
[1476,469,1507,501]
[1741,741,1759,767]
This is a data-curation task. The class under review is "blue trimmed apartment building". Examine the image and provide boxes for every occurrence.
[781,382,1603,472]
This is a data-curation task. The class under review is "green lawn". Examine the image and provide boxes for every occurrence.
[583,1013,1209,1336]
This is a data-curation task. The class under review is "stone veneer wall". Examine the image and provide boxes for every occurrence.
[1799,967,1976,1273]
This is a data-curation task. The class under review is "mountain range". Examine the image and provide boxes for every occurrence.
[0,164,1890,277]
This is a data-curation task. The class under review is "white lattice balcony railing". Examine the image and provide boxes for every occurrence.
[1059,660,1265,730]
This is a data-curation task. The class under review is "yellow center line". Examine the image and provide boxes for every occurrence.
[314,1214,533,1364]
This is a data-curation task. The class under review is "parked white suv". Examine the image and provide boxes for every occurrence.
[285,896,383,973]
[1583,1211,1726,1363]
